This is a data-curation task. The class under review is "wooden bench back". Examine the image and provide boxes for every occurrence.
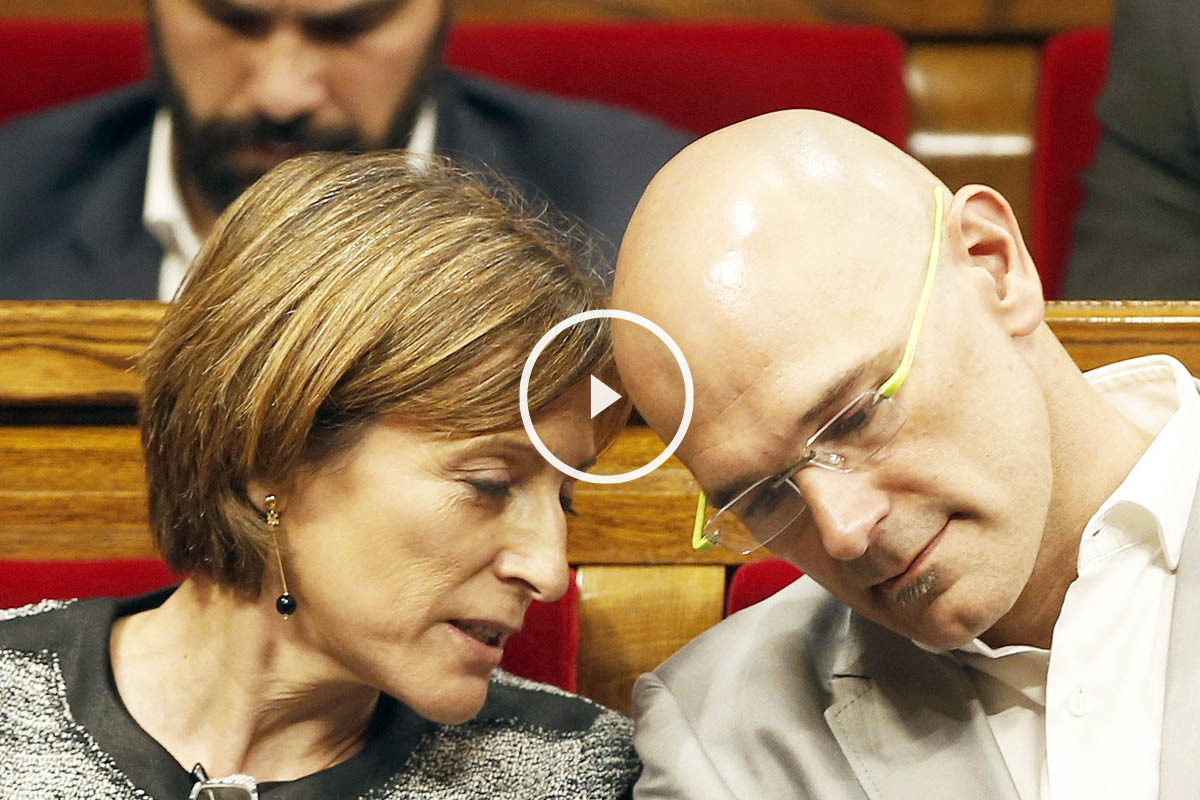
[3,300,1199,711]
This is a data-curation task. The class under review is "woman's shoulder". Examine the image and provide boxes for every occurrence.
[375,670,638,800]
[480,669,633,736]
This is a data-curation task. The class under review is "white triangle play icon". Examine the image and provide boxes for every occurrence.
[589,375,622,419]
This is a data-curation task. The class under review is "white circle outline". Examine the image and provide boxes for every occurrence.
[519,310,693,484]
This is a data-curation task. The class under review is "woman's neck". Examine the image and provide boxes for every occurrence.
[109,578,379,782]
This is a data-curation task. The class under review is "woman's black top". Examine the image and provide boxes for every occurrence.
[0,592,639,798]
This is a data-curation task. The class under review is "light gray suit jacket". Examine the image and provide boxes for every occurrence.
[633,493,1200,799]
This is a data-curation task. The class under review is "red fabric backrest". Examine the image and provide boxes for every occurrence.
[0,559,580,691]
[725,558,805,616]
[446,23,909,144]
[0,18,148,123]
[1031,28,1111,300]
[0,19,908,149]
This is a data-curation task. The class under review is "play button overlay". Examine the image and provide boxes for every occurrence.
[520,309,693,485]
[589,375,622,420]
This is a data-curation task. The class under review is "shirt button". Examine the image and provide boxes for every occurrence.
[1068,685,1092,717]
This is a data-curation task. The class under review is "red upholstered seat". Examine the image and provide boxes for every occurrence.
[0,559,580,691]
[500,571,580,691]
[1031,28,1111,300]
[0,19,147,123]
[725,559,805,616]
[0,559,177,606]
[1,19,908,147]
[446,23,909,143]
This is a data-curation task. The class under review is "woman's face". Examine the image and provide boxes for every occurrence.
[271,382,595,724]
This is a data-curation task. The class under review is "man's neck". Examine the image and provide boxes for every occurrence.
[109,578,379,781]
[982,341,1154,649]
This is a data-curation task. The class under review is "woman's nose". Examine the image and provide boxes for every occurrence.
[492,494,570,603]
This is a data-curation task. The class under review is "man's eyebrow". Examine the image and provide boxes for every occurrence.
[300,0,407,32]
[795,347,899,433]
[707,347,900,510]
[196,0,270,28]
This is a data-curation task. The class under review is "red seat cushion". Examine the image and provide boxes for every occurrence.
[726,558,805,616]
[1,19,908,151]
[0,558,579,691]
[0,19,147,123]
[446,22,909,144]
[1031,28,1111,300]
[0,558,177,606]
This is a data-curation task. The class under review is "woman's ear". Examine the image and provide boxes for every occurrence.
[246,480,281,514]
[944,184,1044,336]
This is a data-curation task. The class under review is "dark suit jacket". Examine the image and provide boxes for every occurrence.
[0,70,689,299]
[1063,0,1200,299]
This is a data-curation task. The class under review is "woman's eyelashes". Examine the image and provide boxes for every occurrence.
[559,488,578,517]
[464,474,578,517]
[466,478,512,501]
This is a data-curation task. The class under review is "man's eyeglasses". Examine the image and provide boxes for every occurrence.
[692,186,945,556]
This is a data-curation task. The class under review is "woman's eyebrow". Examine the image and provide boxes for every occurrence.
[453,436,597,473]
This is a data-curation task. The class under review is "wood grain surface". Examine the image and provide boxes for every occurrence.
[906,43,1039,238]
[0,302,160,406]
[3,300,1200,564]
[575,564,725,712]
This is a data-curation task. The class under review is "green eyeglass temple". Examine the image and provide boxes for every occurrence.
[692,186,946,551]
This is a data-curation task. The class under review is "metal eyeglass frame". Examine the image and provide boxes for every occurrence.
[692,186,945,553]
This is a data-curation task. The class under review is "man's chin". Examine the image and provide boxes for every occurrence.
[237,144,311,172]
[194,148,352,212]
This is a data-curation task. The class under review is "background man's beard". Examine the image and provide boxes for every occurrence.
[168,113,371,212]
[149,6,450,215]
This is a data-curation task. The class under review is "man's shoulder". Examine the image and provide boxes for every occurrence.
[0,82,155,229]
[435,68,689,205]
[0,83,157,175]
[434,69,690,281]
[0,84,159,299]
[630,579,860,799]
[441,68,690,154]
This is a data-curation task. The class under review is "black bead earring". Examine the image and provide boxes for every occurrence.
[265,494,297,618]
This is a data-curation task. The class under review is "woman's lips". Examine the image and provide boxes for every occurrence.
[444,618,519,668]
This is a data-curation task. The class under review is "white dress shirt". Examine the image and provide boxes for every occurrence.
[142,102,438,302]
[949,355,1200,799]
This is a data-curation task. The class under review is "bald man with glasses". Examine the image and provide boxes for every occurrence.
[611,110,1200,800]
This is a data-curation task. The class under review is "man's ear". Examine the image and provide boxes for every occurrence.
[944,184,1044,336]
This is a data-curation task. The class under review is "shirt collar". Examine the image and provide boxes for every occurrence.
[937,354,1200,665]
[1082,354,1200,571]
[142,109,202,273]
[142,100,440,289]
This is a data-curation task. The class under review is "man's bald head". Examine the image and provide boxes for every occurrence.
[609,109,1079,650]
[612,110,953,442]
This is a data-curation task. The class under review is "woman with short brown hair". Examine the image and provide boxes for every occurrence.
[0,152,634,799]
